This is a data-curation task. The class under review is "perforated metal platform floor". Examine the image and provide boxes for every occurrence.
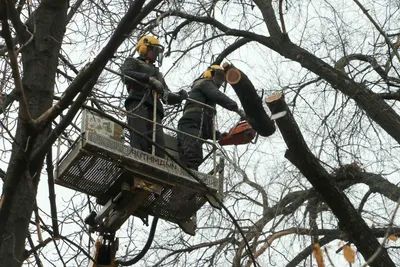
[55,131,219,224]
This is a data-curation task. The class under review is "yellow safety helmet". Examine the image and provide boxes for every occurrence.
[202,65,226,87]
[202,65,224,78]
[135,36,164,65]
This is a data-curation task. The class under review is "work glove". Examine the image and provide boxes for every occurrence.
[148,77,164,96]
[178,89,188,101]
[237,108,246,120]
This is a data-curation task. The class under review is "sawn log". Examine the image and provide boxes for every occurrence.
[223,63,276,137]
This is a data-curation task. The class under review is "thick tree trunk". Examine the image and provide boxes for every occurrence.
[0,1,68,266]
[223,63,276,137]
[266,94,395,267]
[0,0,160,265]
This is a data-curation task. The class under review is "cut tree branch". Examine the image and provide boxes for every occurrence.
[223,63,275,137]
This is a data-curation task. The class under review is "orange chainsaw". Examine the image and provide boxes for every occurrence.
[218,121,257,146]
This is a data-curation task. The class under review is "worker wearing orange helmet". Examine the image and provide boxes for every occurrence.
[121,36,188,157]
[177,65,245,170]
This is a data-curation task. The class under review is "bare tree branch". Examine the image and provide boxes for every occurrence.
[266,95,395,267]
[253,0,283,37]
[212,38,252,65]
[0,169,5,181]
[379,92,400,101]
[278,0,287,35]
[335,54,389,81]
[286,235,335,267]
[24,237,53,260]
[363,196,400,266]
[353,0,400,64]
[151,237,237,267]
[1,9,32,122]
[67,0,84,23]
[46,149,59,237]
[26,234,43,267]
[3,0,30,44]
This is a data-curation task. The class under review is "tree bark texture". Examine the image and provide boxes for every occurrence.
[266,95,395,267]
[0,1,68,266]
[223,63,276,137]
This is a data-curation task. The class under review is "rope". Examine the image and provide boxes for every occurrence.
[198,108,204,138]
[125,88,150,114]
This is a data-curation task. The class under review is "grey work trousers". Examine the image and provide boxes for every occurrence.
[126,101,165,158]
[177,111,212,171]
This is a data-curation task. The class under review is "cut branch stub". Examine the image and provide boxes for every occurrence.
[223,63,276,137]
[266,93,287,120]
[265,92,284,103]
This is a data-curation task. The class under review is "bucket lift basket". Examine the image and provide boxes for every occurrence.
[55,109,222,234]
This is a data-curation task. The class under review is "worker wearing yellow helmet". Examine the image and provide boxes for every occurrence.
[121,35,188,157]
[176,64,246,170]
[135,35,164,66]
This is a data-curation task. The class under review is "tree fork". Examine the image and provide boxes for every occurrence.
[266,93,396,267]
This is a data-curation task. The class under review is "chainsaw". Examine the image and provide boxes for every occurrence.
[218,121,257,146]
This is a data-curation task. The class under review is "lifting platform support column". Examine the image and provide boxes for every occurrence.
[204,115,222,209]
[88,91,162,266]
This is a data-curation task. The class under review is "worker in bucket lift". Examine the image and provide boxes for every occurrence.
[121,36,188,157]
[177,65,246,171]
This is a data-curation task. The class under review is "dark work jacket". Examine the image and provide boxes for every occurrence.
[121,57,181,119]
[179,78,238,139]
